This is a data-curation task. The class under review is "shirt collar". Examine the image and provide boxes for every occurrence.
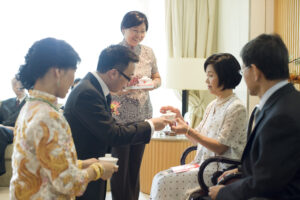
[91,71,110,97]
[18,95,26,103]
[258,80,289,110]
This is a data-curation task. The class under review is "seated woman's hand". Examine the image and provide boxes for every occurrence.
[99,161,119,180]
[170,117,189,134]
[217,168,239,182]
[160,106,183,120]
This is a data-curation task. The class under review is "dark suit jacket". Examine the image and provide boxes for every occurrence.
[64,72,152,159]
[64,73,152,199]
[0,97,25,127]
[0,127,13,175]
[217,84,300,200]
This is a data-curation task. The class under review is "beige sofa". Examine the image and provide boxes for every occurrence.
[0,144,13,187]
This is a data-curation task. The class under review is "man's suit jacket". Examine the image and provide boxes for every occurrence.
[64,72,152,159]
[0,97,25,127]
[64,72,152,200]
[217,83,300,200]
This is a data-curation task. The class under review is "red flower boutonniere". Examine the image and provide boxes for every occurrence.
[111,101,121,115]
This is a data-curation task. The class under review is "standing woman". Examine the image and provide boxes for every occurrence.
[111,11,161,200]
[10,38,117,200]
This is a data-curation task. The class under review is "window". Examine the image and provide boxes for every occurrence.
[0,0,180,117]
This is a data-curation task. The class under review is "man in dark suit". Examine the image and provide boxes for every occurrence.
[209,34,300,200]
[64,45,169,200]
[0,77,26,175]
[0,77,26,127]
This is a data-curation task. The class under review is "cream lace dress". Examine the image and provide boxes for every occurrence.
[150,94,247,200]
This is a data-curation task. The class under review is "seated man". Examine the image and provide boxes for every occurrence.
[209,34,300,200]
[0,77,26,175]
[0,77,26,128]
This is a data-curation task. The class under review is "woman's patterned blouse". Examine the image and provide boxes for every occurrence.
[10,90,89,200]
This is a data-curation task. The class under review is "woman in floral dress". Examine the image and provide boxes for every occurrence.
[10,38,117,200]
[110,11,161,200]
[150,53,248,200]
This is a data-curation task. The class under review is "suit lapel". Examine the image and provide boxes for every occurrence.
[241,83,295,161]
[84,72,111,112]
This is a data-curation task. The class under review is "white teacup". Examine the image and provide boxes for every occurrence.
[161,111,176,120]
[98,154,119,165]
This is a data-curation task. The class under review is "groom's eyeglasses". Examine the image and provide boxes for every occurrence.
[116,69,131,81]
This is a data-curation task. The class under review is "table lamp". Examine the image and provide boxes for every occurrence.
[166,58,207,116]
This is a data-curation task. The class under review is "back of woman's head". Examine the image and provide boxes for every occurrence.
[17,37,81,89]
[121,11,148,31]
[204,53,242,90]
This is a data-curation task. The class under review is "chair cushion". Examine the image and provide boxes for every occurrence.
[5,144,13,160]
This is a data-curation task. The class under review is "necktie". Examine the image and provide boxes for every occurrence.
[106,94,112,106]
[253,108,261,126]
[16,99,20,107]
[247,106,258,138]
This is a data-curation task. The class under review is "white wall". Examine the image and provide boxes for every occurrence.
[217,0,250,109]
[248,0,274,112]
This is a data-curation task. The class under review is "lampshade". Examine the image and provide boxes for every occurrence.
[165,58,207,90]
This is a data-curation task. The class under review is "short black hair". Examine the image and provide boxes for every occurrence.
[121,11,148,31]
[204,53,242,90]
[17,37,80,89]
[97,45,139,73]
[240,33,289,80]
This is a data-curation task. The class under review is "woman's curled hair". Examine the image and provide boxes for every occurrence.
[17,37,81,89]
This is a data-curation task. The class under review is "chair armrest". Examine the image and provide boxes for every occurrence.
[180,145,197,165]
[198,156,241,194]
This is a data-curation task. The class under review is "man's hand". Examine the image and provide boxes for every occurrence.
[209,185,224,200]
[149,117,172,131]
[217,168,238,182]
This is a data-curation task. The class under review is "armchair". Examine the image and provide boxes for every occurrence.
[180,146,242,200]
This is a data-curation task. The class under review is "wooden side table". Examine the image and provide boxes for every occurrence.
[140,132,196,194]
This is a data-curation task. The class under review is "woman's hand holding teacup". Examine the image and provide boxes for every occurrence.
[82,158,98,169]
[98,161,119,180]
[170,118,189,134]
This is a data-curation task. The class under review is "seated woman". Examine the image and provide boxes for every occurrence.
[10,38,118,199]
[150,53,247,200]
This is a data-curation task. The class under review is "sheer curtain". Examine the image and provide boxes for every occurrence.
[165,0,218,127]
[0,0,178,115]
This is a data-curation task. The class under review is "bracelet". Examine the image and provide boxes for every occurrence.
[185,127,191,135]
[90,163,101,181]
[77,160,83,169]
[98,163,104,178]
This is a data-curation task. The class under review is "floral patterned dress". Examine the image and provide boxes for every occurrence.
[10,90,89,200]
[111,40,158,123]
[110,40,159,200]
[150,94,247,200]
